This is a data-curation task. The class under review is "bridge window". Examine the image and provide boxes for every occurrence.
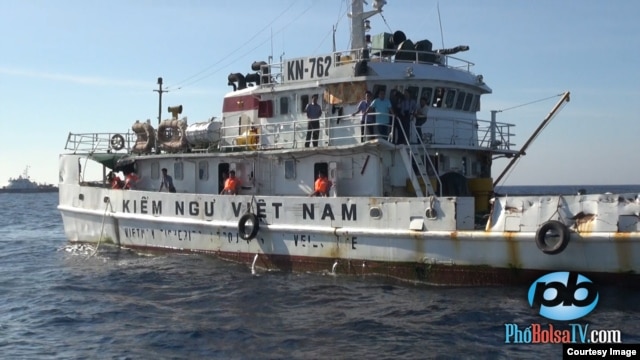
[444,89,456,109]
[420,87,433,106]
[455,91,466,110]
[434,87,444,107]
[463,93,474,111]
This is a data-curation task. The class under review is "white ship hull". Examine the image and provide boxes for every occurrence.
[58,183,640,286]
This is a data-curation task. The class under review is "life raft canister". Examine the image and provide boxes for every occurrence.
[235,127,259,150]
[535,220,570,255]
[238,213,259,240]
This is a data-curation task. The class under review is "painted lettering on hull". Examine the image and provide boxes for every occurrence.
[120,198,357,223]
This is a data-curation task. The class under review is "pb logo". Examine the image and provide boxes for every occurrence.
[527,272,599,321]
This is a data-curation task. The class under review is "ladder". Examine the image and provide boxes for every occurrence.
[399,145,437,197]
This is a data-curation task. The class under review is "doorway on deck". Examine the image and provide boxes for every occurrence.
[218,162,230,194]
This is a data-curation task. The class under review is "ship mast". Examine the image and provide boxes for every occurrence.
[349,0,385,51]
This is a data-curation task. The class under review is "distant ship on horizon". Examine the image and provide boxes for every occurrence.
[0,166,58,194]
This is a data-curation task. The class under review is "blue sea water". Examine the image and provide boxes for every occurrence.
[1,189,639,359]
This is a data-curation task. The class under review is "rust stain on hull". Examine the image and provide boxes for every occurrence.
[504,232,521,268]
[613,232,633,272]
[74,241,640,288]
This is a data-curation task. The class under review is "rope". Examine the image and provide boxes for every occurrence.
[91,197,111,257]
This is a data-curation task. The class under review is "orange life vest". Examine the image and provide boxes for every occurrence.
[224,177,241,193]
[314,177,331,195]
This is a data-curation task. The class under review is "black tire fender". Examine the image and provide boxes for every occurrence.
[535,220,570,255]
[110,134,125,151]
[238,213,259,240]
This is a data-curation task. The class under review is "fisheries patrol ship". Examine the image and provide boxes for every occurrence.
[58,0,639,286]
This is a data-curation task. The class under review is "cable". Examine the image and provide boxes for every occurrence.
[498,93,564,113]
[171,1,315,90]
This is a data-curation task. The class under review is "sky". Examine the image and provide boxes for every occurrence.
[1,0,639,187]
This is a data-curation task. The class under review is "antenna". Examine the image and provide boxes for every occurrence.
[437,2,445,48]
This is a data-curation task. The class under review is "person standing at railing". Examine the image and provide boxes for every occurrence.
[352,90,375,142]
[365,89,394,140]
[304,94,322,148]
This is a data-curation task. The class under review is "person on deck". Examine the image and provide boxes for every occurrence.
[310,172,332,197]
[158,168,176,193]
[123,171,140,190]
[352,90,375,142]
[221,170,241,195]
[365,89,395,140]
[414,97,429,143]
[304,94,322,148]
[108,171,124,190]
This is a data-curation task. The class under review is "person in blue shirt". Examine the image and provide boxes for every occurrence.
[365,89,395,140]
[352,90,375,142]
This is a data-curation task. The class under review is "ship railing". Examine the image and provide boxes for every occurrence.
[64,132,134,154]
[217,112,395,150]
[476,118,515,151]
[256,48,477,86]
[215,113,515,152]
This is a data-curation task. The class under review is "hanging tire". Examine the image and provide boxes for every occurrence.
[238,213,259,240]
[110,134,125,151]
[535,220,570,255]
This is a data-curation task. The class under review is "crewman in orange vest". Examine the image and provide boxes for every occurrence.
[221,170,241,195]
[123,171,140,190]
[108,171,124,189]
[310,172,332,197]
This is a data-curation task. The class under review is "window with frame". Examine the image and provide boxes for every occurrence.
[455,91,466,110]
[444,89,456,109]
[280,96,289,115]
[300,95,309,113]
[174,162,184,180]
[463,93,474,111]
[284,159,296,179]
[198,161,208,181]
[420,87,433,106]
